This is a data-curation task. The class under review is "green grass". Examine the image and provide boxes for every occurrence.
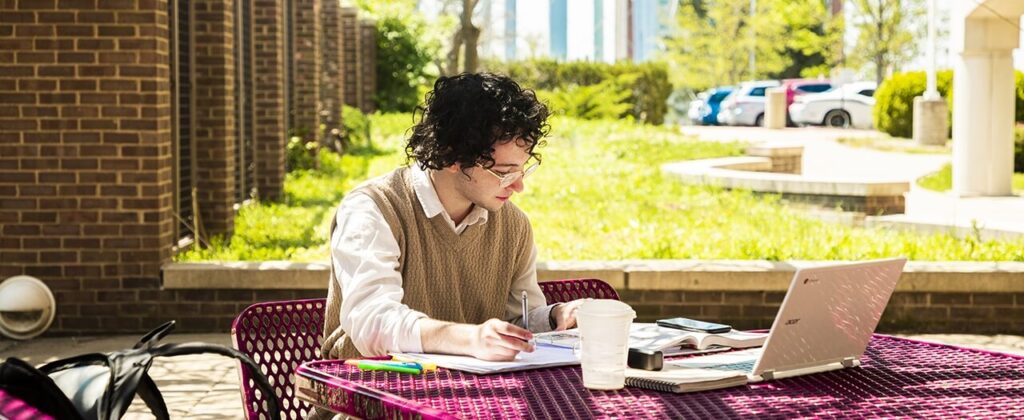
[917,163,1024,194]
[177,115,1024,262]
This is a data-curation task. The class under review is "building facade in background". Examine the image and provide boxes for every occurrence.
[0,0,376,334]
[466,0,676,63]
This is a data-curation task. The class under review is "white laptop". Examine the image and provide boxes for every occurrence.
[671,258,907,383]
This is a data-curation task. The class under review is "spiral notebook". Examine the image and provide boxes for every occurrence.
[624,362,747,393]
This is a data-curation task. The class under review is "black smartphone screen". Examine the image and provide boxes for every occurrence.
[656,317,732,334]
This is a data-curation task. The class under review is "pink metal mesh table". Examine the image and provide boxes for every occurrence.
[295,335,1024,419]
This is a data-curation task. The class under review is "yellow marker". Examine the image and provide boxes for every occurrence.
[391,356,437,372]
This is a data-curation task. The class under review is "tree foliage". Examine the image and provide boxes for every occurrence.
[662,0,841,91]
[847,0,924,83]
[352,0,441,112]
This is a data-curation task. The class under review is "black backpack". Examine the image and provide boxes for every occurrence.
[0,321,280,420]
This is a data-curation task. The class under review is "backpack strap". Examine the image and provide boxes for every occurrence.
[0,357,85,420]
[135,373,170,420]
[149,342,281,420]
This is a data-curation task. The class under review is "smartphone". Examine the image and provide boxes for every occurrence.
[656,317,732,334]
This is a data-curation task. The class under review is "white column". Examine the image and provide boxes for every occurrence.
[951,12,1019,197]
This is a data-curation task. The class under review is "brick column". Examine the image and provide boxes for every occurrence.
[252,0,286,200]
[0,0,174,333]
[339,6,359,108]
[192,0,236,236]
[359,18,376,113]
[291,0,320,139]
[319,0,343,134]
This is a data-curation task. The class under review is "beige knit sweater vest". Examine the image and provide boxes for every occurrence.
[320,167,533,359]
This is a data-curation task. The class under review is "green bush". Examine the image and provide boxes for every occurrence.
[483,59,671,125]
[875,70,1024,139]
[873,70,953,139]
[286,136,318,172]
[536,76,634,121]
[374,15,435,112]
[1016,125,1024,173]
[342,105,373,152]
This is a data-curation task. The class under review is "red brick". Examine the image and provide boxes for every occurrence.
[39,173,74,183]
[79,92,118,103]
[18,185,56,196]
[38,92,75,103]
[55,24,94,36]
[58,0,96,9]
[59,211,99,223]
[0,93,36,104]
[15,25,54,36]
[100,159,138,170]
[60,158,98,169]
[0,251,38,263]
[38,198,78,209]
[37,65,75,77]
[21,106,59,117]
[37,11,75,22]
[21,211,56,223]
[41,224,80,235]
[97,25,134,36]
[57,52,96,63]
[77,11,114,23]
[75,38,115,50]
[0,198,35,209]
[59,79,97,91]
[0,11,35,22]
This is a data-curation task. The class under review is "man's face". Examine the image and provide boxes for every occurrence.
[454,139,533,212]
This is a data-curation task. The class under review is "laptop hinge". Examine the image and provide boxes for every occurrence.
[761,370,775,381]
[841,357,859,368]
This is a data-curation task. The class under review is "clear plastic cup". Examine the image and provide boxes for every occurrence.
[576,299,636,390]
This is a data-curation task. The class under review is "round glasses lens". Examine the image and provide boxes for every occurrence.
[499,173,522,188]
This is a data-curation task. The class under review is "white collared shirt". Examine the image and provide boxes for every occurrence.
[331,165,554,356]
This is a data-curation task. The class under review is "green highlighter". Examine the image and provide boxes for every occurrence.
[355,361,422,375]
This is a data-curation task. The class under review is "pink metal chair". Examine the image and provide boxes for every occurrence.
[539,278,619,303]
[231,298,326,420]
[231,279,617,419]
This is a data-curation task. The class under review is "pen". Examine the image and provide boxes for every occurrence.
[521,290,529,332]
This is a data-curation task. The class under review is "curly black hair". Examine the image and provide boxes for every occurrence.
[406,73,550,172]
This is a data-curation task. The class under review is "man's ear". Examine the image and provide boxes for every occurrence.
[443,163,463,174]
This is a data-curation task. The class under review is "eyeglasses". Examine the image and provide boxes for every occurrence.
[481,162,540,188]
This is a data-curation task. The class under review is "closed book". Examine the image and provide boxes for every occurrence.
[624,363,748,393]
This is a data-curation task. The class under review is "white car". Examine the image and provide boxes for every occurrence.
[788,81,877,129]
[717,80,781,126]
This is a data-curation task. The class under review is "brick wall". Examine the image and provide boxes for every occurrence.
[319,0,342,133]
[359,18,375,113]
[0,0,175,333]
[290,0,319,139]
[192,0,236,236]
[339,6,359,108]
[252,0,286,201]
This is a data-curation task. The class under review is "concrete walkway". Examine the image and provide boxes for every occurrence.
[2,332,1022,418]
[679,126,1024,238]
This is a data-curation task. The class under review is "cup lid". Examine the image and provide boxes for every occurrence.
[578,299,635,318]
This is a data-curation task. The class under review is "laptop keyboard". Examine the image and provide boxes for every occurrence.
[704,359,756,372]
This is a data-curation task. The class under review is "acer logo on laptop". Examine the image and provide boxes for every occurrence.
[785,319,800,326]
[802,277,819,285]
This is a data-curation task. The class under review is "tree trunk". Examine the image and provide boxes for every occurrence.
[460,0,480,73]
[445,27,463,76]
[463,24,480,73]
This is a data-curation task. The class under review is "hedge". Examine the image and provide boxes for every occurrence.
[482,59,671,125]
[875,70,1024,139]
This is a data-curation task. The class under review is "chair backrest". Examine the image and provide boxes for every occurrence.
[539,278,619,304]
[231,298,326,420]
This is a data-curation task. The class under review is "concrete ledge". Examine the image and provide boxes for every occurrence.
[162,260,1024,293]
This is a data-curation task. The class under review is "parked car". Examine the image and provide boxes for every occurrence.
[688,87,734,126]
[717,80,781,126]
[781,79,833,126]
[788,81,877,129]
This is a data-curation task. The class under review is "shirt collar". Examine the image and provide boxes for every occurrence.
[410,165,489,227]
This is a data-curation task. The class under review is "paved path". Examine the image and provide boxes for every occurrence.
[3,332,1022,418]
[679,126,1024,237]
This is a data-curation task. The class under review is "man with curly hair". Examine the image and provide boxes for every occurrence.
[320,73,586,362]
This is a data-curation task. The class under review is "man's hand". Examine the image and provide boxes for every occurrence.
[550,299,587,331]
[471,318,535,361]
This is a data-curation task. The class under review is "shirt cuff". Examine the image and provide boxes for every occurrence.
[529,304,558,333]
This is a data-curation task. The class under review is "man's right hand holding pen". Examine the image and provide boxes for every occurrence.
[419,318,535,362]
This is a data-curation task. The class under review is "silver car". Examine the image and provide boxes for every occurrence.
[716,80,781,126]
